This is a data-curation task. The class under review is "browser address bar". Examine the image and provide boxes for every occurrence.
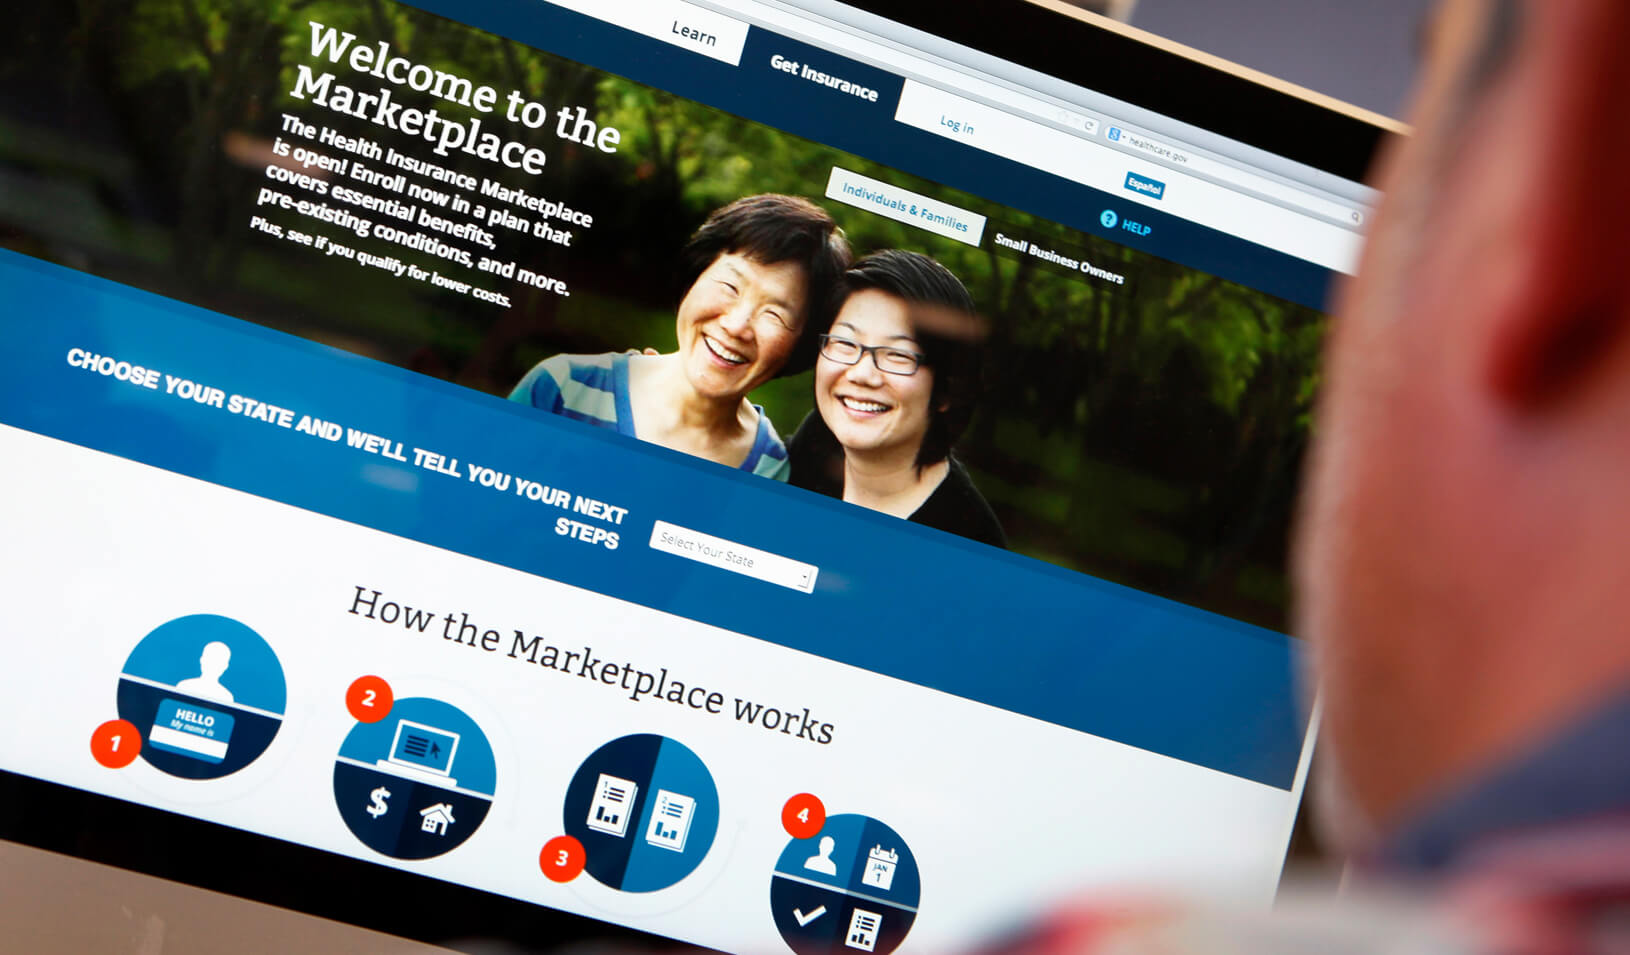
[1106,126,1365,226]
[893,80,1361,274]
[700,0,1362,234]
[703,0,1362,227]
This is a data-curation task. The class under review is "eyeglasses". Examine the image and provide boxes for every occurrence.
[818,334,926,376]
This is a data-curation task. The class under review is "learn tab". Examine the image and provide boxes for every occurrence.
[545,0,750,66]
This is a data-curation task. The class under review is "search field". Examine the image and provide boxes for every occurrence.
[649,521,819,593]
[894,80,1361,274]
[545,0,750,66]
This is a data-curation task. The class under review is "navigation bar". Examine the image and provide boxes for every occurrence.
[399,0,1343,307]
[699,0,1365,252]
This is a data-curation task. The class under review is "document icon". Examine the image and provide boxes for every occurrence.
[587,773,638,837]
[845,908,882,951]
[644,789,695,852]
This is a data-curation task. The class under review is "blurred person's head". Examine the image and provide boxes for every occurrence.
[1295,0,1630,851]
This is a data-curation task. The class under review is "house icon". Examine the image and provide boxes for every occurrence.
[419,803,456,836]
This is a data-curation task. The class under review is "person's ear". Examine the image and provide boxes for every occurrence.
[1479,1,1630,410]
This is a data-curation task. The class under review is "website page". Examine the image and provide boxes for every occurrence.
[0,1,1347,950]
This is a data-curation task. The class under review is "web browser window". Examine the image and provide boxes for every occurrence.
[0,0,1374,950]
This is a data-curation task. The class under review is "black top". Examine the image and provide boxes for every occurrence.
[787,411,1007,548]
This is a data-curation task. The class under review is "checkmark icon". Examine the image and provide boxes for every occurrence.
[792,905,827,926]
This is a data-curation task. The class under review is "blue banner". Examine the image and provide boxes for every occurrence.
[0,250,1307,787]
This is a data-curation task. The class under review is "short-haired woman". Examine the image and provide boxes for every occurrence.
[789,249,1005,546]
[510,194,851,480]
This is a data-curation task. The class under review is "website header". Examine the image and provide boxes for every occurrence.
[393,0,1342,307]
[700,0,1366,270]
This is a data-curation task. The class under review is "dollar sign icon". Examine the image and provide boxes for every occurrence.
[367,786,391,819]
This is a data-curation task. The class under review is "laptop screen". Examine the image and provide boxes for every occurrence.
[0,0,1382,949]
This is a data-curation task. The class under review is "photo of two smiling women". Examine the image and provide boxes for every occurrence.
[488,130,1322,637]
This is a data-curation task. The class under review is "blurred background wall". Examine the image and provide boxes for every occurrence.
[1063,0,1436,119]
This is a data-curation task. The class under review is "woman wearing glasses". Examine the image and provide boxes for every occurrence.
[788,250,1006,547]
[509,195,850,481]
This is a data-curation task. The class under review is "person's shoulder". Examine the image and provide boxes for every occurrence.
[914,456,1007,548]
[510,353,626,421]
[753,405,787,450]
[533,353,625,390]
[548,352,620,376]
[786,410,843,495]
[749,404,791,482]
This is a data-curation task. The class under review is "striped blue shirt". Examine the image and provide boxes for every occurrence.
[508,353,790,481]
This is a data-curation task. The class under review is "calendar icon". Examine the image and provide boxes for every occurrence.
[861,845,897,891]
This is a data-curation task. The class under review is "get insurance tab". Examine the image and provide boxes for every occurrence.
[748,30,904,113]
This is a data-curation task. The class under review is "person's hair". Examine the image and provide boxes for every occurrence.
[676,194,852,376]
[841,249,982,468]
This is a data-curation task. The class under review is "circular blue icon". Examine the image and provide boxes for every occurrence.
[333,697,497,860]
[1100,209,1119,229]
[770,814,920,955]
[563,734,719,892]
[115,614,287,780]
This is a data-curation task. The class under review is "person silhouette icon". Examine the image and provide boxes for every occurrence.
[175,641,235,703]
[803,835,838,876]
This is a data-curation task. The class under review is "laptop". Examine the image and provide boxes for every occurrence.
[0,0,1388,949]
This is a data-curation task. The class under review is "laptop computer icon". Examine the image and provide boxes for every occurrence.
[376,719,460,787]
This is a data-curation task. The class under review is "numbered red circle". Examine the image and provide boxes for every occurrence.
[781,792,826,839]
[346,675,394,723]
[91,719,142,768]
[540,835,587,883]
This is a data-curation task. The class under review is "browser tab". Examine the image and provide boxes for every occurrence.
[749,32,902,114]
[766,52,880,103]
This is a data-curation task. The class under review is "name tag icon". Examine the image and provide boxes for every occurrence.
[149,698,235,763]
